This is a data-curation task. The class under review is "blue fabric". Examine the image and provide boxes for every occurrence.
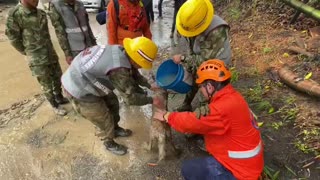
[96,11,107,25]
[181,156,236,180]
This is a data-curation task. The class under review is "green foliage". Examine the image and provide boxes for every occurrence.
[264,166,280,180]
[278,96,299,122]
[246,83,264,102]
[256,100,273,112]
[271,121,283,130]
[295,128,320,155]
[263,47,273,54]
[285,165,297,177]
[230,67,239,83]
[228,7,241,20]
[226,0,242,21]
[294,140,313,154]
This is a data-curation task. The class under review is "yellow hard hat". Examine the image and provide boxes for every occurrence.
[123,37,158,69]
[176,0,214,37]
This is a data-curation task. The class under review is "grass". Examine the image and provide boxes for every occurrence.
[230,67,239,83]
[264,166,280,180]
[263,47,273,54]
[225,0,241,21]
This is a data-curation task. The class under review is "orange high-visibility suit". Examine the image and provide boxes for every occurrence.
[107,0,152,45]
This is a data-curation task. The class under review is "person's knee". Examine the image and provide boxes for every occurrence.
[181,161,191,178]
[181,159,199,178]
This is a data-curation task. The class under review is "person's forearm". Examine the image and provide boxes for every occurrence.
[48,4,72,56]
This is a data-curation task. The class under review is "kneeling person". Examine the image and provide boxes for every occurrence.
[153,59,264,179]
[62,37,159,155]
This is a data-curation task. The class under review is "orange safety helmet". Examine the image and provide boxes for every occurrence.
[196,59,231,84]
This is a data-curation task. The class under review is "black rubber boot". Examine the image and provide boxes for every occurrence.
[115,127,132,138]
[49,99,67,116]
[55,94,69,105]
[104,140,127,156]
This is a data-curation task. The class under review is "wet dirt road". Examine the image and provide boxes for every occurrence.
[0,1,175,109]
[0,1,197,180]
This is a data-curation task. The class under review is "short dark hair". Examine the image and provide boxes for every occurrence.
[204,78,230,91]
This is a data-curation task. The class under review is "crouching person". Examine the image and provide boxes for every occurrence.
[153,59,264,179]
[61,37,160,156]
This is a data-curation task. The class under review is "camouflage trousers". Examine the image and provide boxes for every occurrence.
[65,92,120,140]
[30,62,63,105]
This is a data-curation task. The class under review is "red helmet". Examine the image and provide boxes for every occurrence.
[196,59,231,84]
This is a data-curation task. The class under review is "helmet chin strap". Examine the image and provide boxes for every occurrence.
[204,83,214,100]
[205,82,222,100]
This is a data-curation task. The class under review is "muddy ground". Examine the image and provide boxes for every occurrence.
[0,0,319,180]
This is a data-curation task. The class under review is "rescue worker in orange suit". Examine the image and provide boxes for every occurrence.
[153,59,264,180]
[107,0,152,45]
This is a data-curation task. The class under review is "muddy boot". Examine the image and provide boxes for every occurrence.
[53,107,67,116]
[49,99,67,116]
[104,140,127,155]
[115,127,132,138]
[55,93,69,105]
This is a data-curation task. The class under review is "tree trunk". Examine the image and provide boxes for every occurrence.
[148,89,178,163]
[281,0,320,21]
[278,66,320,98]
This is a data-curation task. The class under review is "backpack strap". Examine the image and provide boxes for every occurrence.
[114,0,120,23]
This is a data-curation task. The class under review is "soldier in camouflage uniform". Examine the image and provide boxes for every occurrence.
[61,37,160,155]
[173,0,232,112]
[5,0,68,116]
[48,0,96,65]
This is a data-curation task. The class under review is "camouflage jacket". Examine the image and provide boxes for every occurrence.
[48,0,96,57]
[5,4,58,66]
[184,26,230,74]
[109,67,152,105]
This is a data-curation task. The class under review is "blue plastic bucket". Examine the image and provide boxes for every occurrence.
[156,59,193,93]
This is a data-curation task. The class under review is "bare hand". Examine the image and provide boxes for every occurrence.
[150,82,160,91]
[153,96,165,109]
[172,54,182,64]
[153,108,167,121]
[66,56,73,65]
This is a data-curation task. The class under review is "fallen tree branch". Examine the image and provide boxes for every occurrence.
[278,66,320,98]
[281,0,320,21]
[287,46,314,58]
[290,0,309,24]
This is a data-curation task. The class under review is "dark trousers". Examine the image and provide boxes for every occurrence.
[145,1,154,23]
[181,156,236,180]
[158,0,163,17]
[171,0,186,33]
[171,5,178,33]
